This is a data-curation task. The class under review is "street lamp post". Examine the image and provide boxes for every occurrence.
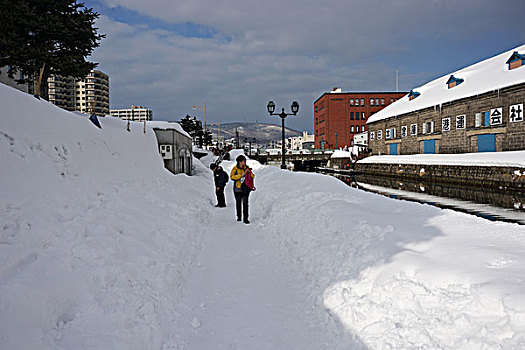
[243,137,256,156]
[267,100,299,169]
[192,104,207,131]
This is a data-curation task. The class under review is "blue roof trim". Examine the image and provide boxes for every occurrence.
[408,90,420,98]
[446,75,464,86]
[447,75,465,86]
[506,51,525,64]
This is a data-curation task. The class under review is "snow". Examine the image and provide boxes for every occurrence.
[2,82,525,349]
[331,149,352,159]
[147,120,191,138]
[368,44,525,124]
[360,150,525,167]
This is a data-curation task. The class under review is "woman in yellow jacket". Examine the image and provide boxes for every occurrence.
[230,154,254,224]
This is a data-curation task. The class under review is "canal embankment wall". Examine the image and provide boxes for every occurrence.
[354,161,525,191]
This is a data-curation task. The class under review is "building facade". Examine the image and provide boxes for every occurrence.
[314,88,406,149]
[48,69,110,115]
[287,131,315,151]
[110,105,153,122]
[367,46,525,155]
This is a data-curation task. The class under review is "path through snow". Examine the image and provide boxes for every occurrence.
[172,188,357,349]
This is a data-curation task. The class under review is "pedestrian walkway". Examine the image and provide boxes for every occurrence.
[171,191,349,349]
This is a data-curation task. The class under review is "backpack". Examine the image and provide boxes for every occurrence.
[244,168,255,191]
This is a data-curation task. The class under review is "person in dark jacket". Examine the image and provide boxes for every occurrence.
[210,163,228,207]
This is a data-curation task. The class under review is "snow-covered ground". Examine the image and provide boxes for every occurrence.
[2,83,525,349]
[361,151,525,168]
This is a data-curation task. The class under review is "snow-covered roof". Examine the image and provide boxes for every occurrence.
[147,121,191,138]
[331,150,352,158]
[367,44,525,124]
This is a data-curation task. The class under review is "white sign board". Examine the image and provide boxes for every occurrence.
[490,107,503,125]
[509,103,524,123]
[160,144,173,159]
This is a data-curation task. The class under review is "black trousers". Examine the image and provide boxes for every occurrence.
[216,187,226,207]
[234,190,250,221]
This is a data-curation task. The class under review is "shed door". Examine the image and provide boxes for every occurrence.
[477,134,495,152]
[389,143,398,155]
[424,139,435,154]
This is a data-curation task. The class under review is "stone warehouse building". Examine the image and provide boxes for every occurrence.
[314,88,406,150]
[367,45,525,155]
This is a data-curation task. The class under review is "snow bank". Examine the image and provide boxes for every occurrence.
[147,120,191,138]
[0,84,213,349]
[360,150,525,167]
[3,82,525,349]
[252,166,525,349]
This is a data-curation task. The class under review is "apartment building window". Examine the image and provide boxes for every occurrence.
[370,131,375,140]
[350,99,354,106]
[370,98,374,106]
[375,98,379,105]
[361,125,365,132]
[361,112,365,120]
[350,112,354,120]
[381,98,385,105]
[351,126,354,133]
[360,98,365,106]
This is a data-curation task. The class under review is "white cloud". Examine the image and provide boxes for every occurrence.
[90,0,525,131]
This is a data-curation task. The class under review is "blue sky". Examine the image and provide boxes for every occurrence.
[84,0,525,132]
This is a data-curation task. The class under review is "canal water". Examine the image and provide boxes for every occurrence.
[331,173,525,226]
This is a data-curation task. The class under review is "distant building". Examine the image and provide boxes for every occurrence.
[314,88,406,149]
[48,69,110,115]
[111,105,153,122]
[353,131,368,146]
[287,131,315,151]
[367,45,525,155]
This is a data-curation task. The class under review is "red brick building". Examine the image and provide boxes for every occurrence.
[314,88,407,149]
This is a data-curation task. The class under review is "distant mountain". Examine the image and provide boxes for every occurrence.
[205,122,302,145]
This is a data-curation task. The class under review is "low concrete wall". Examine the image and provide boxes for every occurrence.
[354,162,525,191]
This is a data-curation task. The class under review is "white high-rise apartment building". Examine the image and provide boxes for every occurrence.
[48,69,110,115]
[110,105,153,122]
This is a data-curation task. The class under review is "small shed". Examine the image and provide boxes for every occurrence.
[149,121,193,175]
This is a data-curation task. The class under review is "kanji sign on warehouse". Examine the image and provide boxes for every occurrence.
[490,108,503,125]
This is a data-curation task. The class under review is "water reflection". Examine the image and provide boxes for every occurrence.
[334,174,525,226]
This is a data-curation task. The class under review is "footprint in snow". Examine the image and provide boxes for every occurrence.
[485,257,513,268]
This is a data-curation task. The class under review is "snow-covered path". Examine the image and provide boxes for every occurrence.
[172,189,350,349]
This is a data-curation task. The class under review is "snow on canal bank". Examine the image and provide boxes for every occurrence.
[2,83,525,349]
